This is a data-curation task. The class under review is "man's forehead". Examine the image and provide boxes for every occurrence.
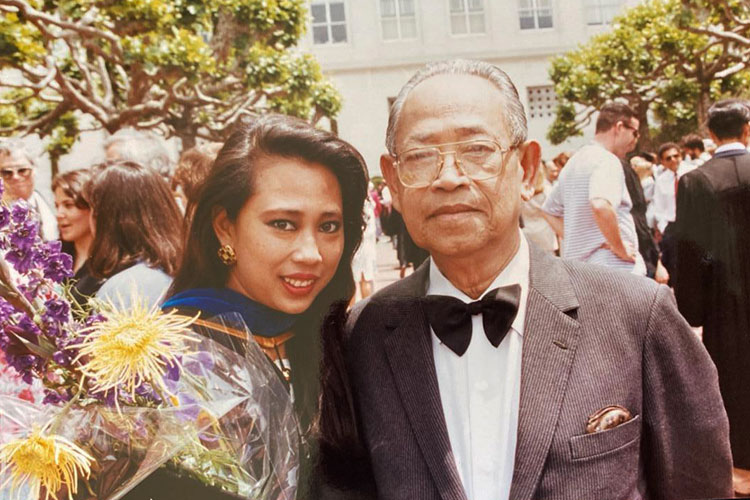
[396,74,511,144]
[0,151,32,169]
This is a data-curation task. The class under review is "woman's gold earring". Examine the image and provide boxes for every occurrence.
[217,244,237,266]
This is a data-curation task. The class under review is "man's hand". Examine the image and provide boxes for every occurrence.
[590,198,636,263]
[601,241,637,263]
[654,259,670,284]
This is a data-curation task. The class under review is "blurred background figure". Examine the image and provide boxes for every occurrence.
[352,182,378,300]
[681,133,710,168]
[171,142,222,215]
[52,169,102,305]
[85,161,182,309]
[545,151,571,185]
[0,138,57,240]
[521,164,558,253]
[625,153,662,281]
[104,128,173,180]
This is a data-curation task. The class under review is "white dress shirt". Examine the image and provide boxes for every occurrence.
[652,162,697,233]
[714,141,747,155]
[427,233,530,500]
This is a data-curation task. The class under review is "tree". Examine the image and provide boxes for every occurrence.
[548,0,747,149]
[0,0,341,176]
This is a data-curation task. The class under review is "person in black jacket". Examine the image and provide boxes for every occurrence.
[674,99,750,496]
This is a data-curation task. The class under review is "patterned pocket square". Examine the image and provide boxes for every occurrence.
[586,405,633,434]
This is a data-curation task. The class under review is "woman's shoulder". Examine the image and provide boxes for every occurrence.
[96,262,172,309]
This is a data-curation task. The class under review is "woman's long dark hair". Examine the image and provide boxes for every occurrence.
[52,168,92,259]
[168,114,369,434]
[85,161,183,279]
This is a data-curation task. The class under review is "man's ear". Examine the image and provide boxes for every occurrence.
[212,207,235,248]
[741,122,750,146]
[380,154,402,212]
[516,140,541,201]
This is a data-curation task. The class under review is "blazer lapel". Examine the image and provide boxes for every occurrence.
[382,262,468,500]
[509,246,581,500]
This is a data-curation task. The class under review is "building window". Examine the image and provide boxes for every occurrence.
[311,0,348,44]
[527,85,556,119]
[585,0,622,25]
[449,0,486,35]
[380,0,417,40]
[519,0,553,30]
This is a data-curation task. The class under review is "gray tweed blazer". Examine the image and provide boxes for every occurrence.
[343,245,732,500]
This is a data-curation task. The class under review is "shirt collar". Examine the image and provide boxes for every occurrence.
[427,231,530,335]
[714,142,747,155]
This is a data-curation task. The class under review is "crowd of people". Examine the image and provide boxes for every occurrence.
[0,58,748,499]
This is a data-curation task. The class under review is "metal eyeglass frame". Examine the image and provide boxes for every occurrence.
[393,138,514,188]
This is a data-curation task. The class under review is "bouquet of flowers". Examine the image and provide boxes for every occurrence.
[0,180,299,500]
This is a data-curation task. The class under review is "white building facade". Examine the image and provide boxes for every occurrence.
[301,0,640,174]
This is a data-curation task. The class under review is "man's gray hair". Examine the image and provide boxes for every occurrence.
[0,138,35,166]
[105,128,172,177]
[385,59,528,155]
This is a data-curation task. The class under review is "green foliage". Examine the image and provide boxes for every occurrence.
[0,0,340,167]
[548,0,747,147]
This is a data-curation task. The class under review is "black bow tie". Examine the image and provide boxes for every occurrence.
[423,285,521,356]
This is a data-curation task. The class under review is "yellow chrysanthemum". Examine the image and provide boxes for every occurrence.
[73,296,199,402]
[0,426,93,500]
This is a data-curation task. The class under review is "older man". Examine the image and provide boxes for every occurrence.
[104,128,173,179]
[330,60,732,500]
[0,139,57,240]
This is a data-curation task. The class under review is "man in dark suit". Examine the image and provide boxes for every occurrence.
[674,99,750,496]
[324,60,733,500]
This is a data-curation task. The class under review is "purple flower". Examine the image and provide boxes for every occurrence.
[43,389,72,405]
[5,247,36,274]
[0,298,16,323]
[9,219,39,250]
[165,358,181,381]
[0,206,9,229]
[10,202,29,224]
[174,393,201,422]
[84,313,106,327]
[185,351,215,375]
[6,353,40,384]
[16,314,42,337]
[43,298,70,324]
[52,349,73,366]
[43,253,73,283]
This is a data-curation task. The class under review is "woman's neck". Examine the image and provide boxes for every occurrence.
[73,234,93,273]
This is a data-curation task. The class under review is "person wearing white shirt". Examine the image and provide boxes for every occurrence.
[0,138,58,241]
[429,232,529,500]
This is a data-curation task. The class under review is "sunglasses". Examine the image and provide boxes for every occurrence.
[0,167,33,180]
[621,123,639,139]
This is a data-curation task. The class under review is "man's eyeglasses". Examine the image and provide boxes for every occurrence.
[394,139,513,188]
[621,122,639,139]
[0,167,33,181]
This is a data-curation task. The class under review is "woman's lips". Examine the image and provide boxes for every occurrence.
[281,275,318,296]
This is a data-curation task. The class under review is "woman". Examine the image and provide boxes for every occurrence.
[85,160,182,309]
[161,114,368,498]
[52,168,103,301]
[520,163,558,253]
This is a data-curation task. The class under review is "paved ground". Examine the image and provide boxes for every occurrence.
[373,237,403,293]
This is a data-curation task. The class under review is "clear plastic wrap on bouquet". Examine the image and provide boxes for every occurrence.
[0,312,299,500]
